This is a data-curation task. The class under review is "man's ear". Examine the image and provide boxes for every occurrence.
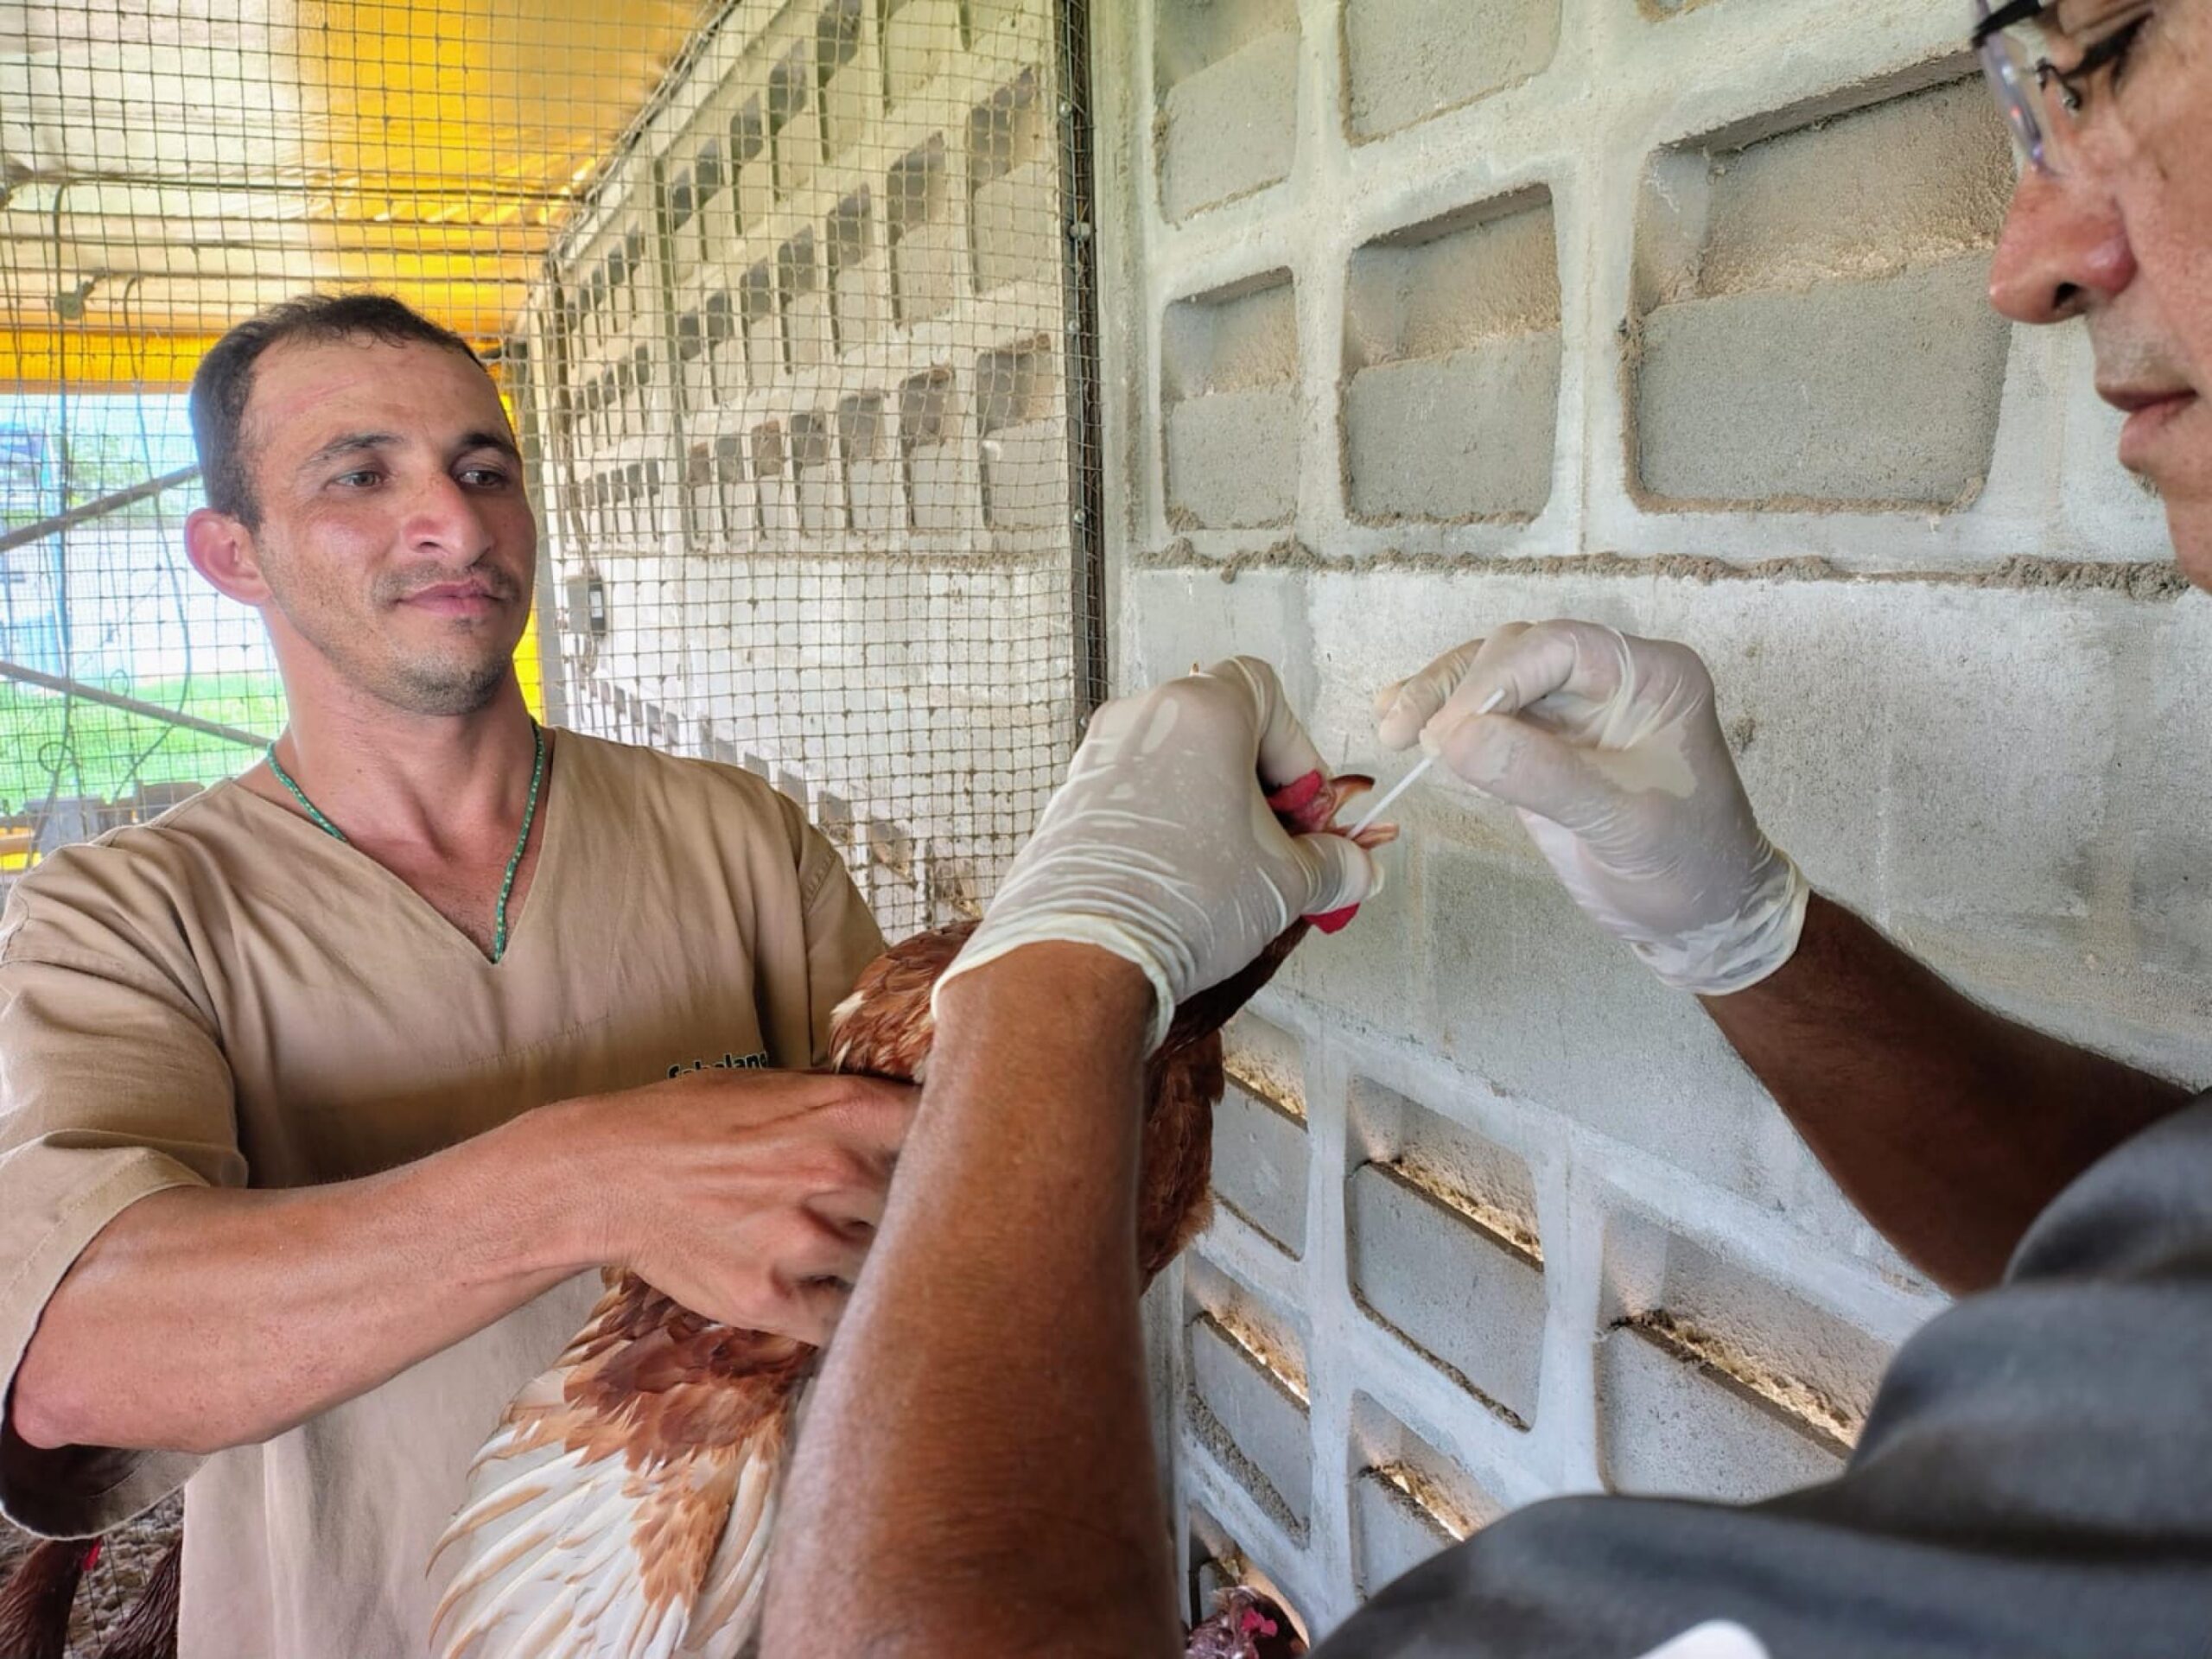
[186,506,271,605]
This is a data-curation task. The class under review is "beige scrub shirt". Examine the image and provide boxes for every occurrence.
[0,729,885,1656]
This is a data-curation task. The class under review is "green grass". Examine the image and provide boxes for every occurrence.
[0,676,288,817]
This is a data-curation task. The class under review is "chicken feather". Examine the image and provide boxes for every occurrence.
[90,1538,179,1659]
[0,1536,99,1659]
[430,772,1391,1659]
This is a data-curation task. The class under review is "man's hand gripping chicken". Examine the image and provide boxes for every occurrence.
[429,660,1390,1659]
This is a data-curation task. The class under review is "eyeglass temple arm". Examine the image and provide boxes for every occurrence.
[1973,0,2048,45]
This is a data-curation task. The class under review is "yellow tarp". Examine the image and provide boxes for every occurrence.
[3,0,709,385]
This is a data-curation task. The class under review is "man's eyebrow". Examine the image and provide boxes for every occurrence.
[298,431,398,474]
[457,429,524,464]
[295,429,521,475]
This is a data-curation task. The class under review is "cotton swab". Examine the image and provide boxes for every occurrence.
[1346,689,1508,837]
[1347,754,1435,838]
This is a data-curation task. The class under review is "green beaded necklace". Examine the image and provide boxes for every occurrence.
[264,721,546,963]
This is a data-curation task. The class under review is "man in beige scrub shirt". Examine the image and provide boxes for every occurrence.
[0,293,916,1656]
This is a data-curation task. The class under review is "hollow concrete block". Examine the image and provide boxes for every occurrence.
[982,416,1065,529]
[908,442,971,533]
[1190,1314,1313,1529]
[833,258,891,354]
[1345,332,1560,522]
[1595,1324,1847,1503]
[1166,387,1300,527]
[854,457,906,535]
[893,217,964,327]
[1211,1079,1310,1256]
[1160,30,1299,220]
[974,157,1058,293]
[1349,1394,1505,1596]
[1344,0,1559,138]
[1351,1472,1455,1598]
[1635,256,2012,507]
[884,0,961,106]
[1346,1162,1545,1427]
[787,284,835,374]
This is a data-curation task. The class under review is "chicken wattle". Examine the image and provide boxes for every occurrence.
[429,772,1391,1659]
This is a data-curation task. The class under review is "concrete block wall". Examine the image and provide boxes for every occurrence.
[1165,273,1303,528]
[1096,0,2190,1642]
[1346,1389,1507,1597]
[1630,78,2014,508]
[1155,0,1301,221]
[517,0,1091,934]
[1344,193,1562,524]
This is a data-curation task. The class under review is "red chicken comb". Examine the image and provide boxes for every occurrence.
[1265,770,1393,935]
[1263,769,1329,821]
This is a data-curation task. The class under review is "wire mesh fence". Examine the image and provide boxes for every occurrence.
[0,389,279,875]
[1,0,1103,928]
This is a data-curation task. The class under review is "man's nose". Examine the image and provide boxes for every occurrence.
[1988,163,2136,325]
[404,470,494,556]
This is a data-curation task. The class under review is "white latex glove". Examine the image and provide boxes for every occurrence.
[1634,1624,1772,1659]
[939,658,1382,1051]
[1376,620,1808,997]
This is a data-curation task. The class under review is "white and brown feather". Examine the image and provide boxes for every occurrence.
[429,774,1389,1659]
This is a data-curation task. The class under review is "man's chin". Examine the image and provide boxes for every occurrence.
[2165,493,2212,594]
[378,616,528,715]
[401,669,512,716]
[364,650,516,717]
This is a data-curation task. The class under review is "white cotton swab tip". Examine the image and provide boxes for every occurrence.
[1347,754,1433,838]
[1346,688,1508,837]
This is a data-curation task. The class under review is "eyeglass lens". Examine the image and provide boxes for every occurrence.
[1979,29,2056,169]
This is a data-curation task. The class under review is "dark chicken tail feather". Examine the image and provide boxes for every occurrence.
[0,1535,102,1659]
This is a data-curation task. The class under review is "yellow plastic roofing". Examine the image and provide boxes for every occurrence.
[2,0,711,387]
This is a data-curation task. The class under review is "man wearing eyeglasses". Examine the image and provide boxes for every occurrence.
[756,4,2212,1658]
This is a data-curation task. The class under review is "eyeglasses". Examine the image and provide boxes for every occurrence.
[1971,0,2154,174]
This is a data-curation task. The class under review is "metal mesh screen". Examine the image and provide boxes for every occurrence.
[0,383,281,882]
[1,0,1104,930]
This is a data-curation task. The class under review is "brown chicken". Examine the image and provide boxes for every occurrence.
[430,771,1390,1659]
[0,1536,99,1659]
[90,1540,179,1659]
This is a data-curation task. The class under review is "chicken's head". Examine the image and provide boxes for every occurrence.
[1262,770,1398,934]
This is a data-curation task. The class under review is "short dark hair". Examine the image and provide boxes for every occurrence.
[188,293,486,528]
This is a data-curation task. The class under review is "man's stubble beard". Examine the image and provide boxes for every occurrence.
[263,551,520,717]
[372,651,512,718]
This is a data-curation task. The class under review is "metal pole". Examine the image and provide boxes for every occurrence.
[0,658,270,748]
[1056,0,1109,731]
[0,463,201,554]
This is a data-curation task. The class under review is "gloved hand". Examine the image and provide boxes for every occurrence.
[1375,620,1808,996]
[940,658,1382,1050]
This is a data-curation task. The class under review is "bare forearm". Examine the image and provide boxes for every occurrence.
[11,1100,596,1455]
[765,945,1179,1659]
[1703,894,2193,1293]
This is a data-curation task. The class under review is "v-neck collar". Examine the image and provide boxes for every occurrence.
[229,734,564,969]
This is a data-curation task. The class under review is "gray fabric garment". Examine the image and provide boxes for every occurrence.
[1315,1096,2212,1659]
